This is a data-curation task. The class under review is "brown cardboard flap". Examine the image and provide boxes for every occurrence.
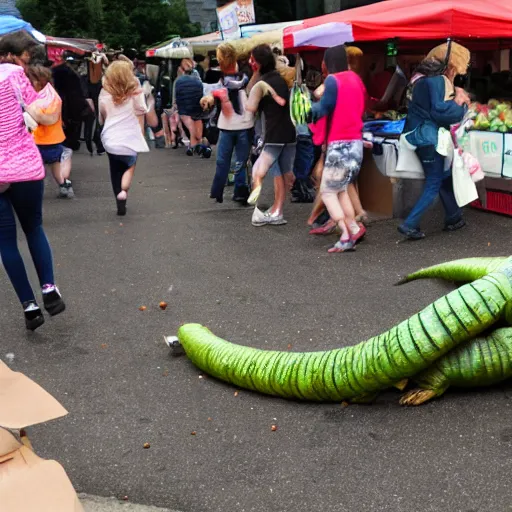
[0,361,68,430]
[0,458,84,512]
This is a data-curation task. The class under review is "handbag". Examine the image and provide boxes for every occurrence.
[452,149,478,207]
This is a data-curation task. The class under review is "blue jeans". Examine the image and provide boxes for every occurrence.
[211,129,250,199]
[403,146,461,230]
[0,180,55,304]
[293,137,315,180]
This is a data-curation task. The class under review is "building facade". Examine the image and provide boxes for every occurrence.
[185,0,218,33]
[184,0,386,34]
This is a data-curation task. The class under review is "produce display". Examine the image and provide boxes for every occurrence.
[289,82,312,127]
[174,257,512,406]
[370,110,406,121]
[471,99,512,133]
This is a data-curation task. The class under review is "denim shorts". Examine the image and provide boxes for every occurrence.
[263,143,297,178]
[38,144,64,165]
[107,153,138,168]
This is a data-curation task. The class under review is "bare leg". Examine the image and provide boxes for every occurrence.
[322,191,349,241]
[339,190,360,236]
[50,162,64,186]
[308,194,326,226]
[270,175,286,216]
[348,183,368,222]
[181,115,200,146]
[60,154,72,182]
[120,165,136,195]
[194,120,203,143]
[162,113,171,148]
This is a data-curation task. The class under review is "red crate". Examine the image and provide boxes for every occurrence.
[472,189,512,216]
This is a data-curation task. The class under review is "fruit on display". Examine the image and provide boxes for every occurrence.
[471,99,512,132]
[372,110,406,121]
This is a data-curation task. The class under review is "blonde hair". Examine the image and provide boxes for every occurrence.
[346,46,363,75]
[103,61,140,105]
[217,42,237,72]
[427,42,470,76]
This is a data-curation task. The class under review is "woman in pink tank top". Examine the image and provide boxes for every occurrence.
[310,45,367,253]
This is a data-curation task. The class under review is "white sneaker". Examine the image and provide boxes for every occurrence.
[251,207,287,227]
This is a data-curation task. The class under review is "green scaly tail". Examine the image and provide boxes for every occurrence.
[396,257,508,285]
[401,327,512,405]
[177,271,512,402]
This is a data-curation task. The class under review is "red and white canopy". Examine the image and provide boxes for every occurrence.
[283,0,512,50]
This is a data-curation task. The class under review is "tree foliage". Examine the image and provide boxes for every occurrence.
[16,0,200,50]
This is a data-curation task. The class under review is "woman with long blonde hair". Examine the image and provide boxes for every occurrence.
[99,60,149,215]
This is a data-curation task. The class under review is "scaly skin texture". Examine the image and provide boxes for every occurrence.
[177,270,512,402]
[401,327,512,405]
[397,257,509,286]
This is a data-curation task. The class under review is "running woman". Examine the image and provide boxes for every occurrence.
[99,61,149,215]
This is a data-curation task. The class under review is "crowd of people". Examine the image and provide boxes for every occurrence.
[0,28,472,330]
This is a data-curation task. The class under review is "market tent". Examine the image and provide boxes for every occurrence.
[283,0,512,50]
[146,37,193,59]
[184,32,222,55]
[45,36,102,63]
[0,15,45,42]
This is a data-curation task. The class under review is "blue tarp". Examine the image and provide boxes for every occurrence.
[0,15,45,41]
[363,119,406,135]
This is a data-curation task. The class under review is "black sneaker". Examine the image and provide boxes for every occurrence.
[186,146,194,156]
[42,286,66,317]
[398,224,426,240]
[23,301,45,331]
[116,199,127,216]
[232,185,249,204]
[443,218,466,232]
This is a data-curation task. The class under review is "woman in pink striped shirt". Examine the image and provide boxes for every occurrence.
[0,31,65,331]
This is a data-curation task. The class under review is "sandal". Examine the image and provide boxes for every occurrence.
[351,224,366,244]
[328,238,355,253]
[309,220,337,235]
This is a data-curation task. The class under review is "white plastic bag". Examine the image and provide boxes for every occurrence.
[395,134,425,178]
[452,150,478,207]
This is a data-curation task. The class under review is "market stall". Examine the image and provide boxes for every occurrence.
[45,36,102,63]
[282,0,512,217]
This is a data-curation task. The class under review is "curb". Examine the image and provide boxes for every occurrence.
[80,494,182,512]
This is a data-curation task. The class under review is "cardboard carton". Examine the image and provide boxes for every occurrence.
[0,361,84,512]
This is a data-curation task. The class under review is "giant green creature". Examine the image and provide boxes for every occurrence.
[174,258,512,406]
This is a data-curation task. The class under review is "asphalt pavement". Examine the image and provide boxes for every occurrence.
[2,147,512,512]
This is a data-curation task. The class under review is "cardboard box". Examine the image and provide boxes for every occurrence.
[0,361,84,512]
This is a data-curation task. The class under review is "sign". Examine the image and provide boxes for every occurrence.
[235,0,256,26]
[217,1,241,40]
[217,0,256,39]
[503,134,512,178]
[468,131,503,176]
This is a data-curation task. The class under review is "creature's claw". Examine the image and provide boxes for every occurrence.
[399,389,437,406]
